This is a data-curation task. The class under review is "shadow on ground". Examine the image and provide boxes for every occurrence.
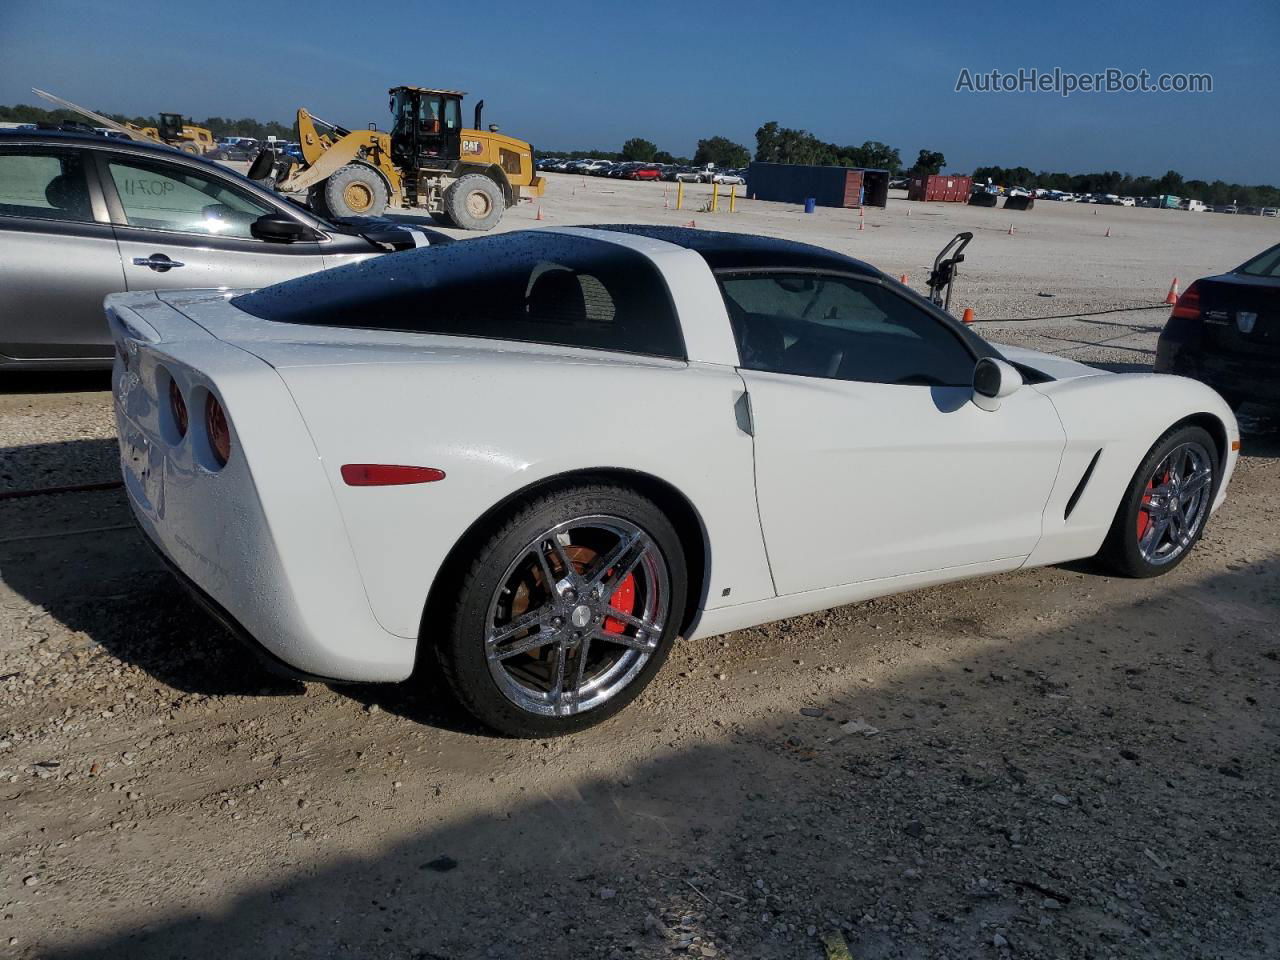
[31,555,1280,960]
[0,370,111,395]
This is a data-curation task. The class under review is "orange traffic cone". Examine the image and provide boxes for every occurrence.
[858,219,865,231]
[961,308,975,324]
[1007,223,1015,235]
[535,204,543,221]
[899,273,909,284]
[687,220,696,228]
[1104,226,1111,238]
[1165,278,1179,304]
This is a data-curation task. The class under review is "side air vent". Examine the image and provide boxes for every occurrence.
[1064,449,1102,520]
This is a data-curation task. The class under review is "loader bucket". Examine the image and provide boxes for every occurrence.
[1003,195,1035,211]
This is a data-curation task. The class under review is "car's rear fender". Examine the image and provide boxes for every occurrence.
[106,294,416,681]
[1025,372,1239,568]
[274,355,776,643]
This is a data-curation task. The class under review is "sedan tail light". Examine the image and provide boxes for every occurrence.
[168,378,188,438]
[205,393,231,467]
[1170,281,1201,321]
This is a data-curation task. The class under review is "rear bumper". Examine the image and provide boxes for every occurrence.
[142,527,340,684]
[109,304,419,683]
[1156,330,1280,405]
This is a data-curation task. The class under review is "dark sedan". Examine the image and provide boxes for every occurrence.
[0,130,447,370]
[1156,243,1280,410]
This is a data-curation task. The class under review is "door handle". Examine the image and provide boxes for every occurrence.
[132,254,185,272]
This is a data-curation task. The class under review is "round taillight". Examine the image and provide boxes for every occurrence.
[168,378,188,437]
[205,393,231,467]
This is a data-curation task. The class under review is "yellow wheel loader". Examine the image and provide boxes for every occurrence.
[258,86,544,230]
[32,89,216,155]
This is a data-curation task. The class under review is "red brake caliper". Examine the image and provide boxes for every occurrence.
[1137,469,1169,540]
[602,573,637,634]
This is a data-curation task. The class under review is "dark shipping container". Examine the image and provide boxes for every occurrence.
[747,162,889,209]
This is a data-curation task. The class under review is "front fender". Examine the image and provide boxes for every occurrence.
[1025,372,1239,567]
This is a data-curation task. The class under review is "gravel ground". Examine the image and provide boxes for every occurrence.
[2,181,1279,959]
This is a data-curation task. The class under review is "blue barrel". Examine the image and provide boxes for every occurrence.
[804,197,817,214]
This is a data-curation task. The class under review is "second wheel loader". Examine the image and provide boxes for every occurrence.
[256,86,544,230]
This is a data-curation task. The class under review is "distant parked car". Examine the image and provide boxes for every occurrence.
[1118,196,1136,207]
[1262,208,1278,217]
[712,171,745,185]
[0,130,446,370]
[1223,205,1239,214]
[1156,241,1280,411]
[626,164,662,181]
[673,169,702,183]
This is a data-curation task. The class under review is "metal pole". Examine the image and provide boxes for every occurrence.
[676,180,684,210]
[729,184,737,213]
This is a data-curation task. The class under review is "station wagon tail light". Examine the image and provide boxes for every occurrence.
[205,394,231,467]
[340,464,446,486]
[168,379,188,438]
[1170,282,1201,321]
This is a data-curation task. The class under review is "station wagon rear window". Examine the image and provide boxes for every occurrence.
[232,232,686,360]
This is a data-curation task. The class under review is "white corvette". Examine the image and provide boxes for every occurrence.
[107,226,1239,736]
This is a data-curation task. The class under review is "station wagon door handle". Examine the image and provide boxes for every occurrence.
[132,254,185,272]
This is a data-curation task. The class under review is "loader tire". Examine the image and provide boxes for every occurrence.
[445,174,504,231]
[324,164,389,218]
[179,142,200,155]
[431,211,457,227]
[306,185,331,218]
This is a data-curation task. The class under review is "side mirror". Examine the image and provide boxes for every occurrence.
[972,357,1023,411]
[251,212,313,243]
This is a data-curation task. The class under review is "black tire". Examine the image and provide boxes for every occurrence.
[324,164,389,218]
[1097,424,1219,578]
[434,484,687,737]
[179,142,200,156]
[306,185,331,218]
[430,211,456,227]
[444,174,504,231]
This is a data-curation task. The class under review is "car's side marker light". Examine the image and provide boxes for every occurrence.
[341,464,447,486]
[1231,440,1241,451]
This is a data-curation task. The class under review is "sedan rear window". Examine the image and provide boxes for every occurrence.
[1237,244,1280,278]
[232,232,686,359]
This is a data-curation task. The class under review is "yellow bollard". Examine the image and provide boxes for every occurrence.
[729,184,737,213]
[712,182,720,213]
[676,180,684,211]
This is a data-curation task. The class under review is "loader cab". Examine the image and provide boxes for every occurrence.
[389,86,463,172]
[158,113,185,143]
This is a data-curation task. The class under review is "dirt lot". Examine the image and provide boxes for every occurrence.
[2,180,1278,959]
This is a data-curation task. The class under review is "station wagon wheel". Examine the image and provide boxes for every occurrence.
[436,485,686,737]
[1099,425,1219,578]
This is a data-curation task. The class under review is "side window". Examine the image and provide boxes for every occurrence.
[0,150,94,223]
[105,158,273,238]
[720,273,976,387]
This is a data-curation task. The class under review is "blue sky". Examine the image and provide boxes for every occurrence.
[2,0,1277,183]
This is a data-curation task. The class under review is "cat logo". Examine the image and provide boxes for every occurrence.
[462,139,483,156]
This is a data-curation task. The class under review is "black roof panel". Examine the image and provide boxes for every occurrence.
[584,224,881,276]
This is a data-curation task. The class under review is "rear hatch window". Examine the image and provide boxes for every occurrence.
[232,231,686,360]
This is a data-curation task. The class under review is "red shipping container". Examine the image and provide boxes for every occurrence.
[907,174,973,203]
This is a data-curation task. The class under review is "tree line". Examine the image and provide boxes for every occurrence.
[0,102,294,141]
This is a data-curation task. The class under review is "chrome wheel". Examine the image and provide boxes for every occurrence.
[1136,440,1214,565]
[484,515,670,717]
